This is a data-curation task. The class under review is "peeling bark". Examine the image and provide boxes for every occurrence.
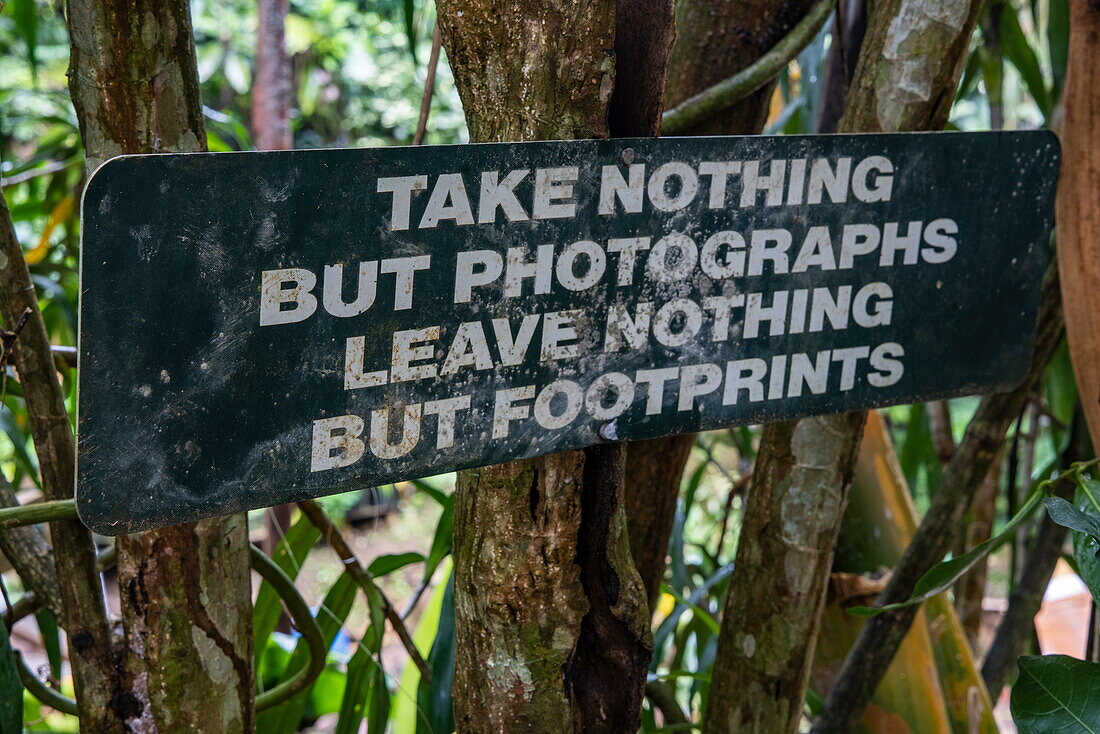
[66,2,254,729]
[624,0,799,605]
[704,413,866,734]
[438,1,653,729]
[838,0,983,133]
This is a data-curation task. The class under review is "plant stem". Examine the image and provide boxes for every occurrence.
[295,500,432,685]
[660,0,836,135]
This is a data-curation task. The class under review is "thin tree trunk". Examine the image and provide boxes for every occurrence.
[67,2,255,730]
[813,412,996,733]
[1057,0,1100,452]
[0,196,122,733]
[706,0,983,727]
[252,0,293,150]
[438,1,670,729]
[704,413,866,734]
[625,0,815,605]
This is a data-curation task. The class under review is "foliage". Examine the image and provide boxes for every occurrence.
[0,0,1091,731]
[1011,655,1100,733]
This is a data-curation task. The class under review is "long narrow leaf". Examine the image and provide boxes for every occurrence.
[256,573,358,734]
[253,511,321,668]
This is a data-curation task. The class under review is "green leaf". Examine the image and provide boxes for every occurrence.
[367,663,391,734]
[403,0,418,64]
[0,622,21,734]
[1073,530,1100,604]
[368,551,424,577]
[34,610,61,683]
[253,510,321,669]
[1042,496,1100,539]
[416,572,455,734]
[1047,0,1069,97]
[1011,655,1100,733]
[334,647,372,734]
[849,488,1044,617]
[1000,7,1051,117]
[11,0,39,82]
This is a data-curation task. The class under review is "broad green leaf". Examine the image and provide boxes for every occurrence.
[403,0,418,64]
[416,572,455,734]
[421,494,453,586]
[11,0,39,81]
[1073,530,1100,604]
[34,610,61,682]
[367,663,391,734]
[1048,0,1069,97]
[335,647,371,734]
[0,622,20,734]
[368,551,424,577]
[1011,655,1100,733]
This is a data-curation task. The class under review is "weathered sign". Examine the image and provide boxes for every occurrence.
[77,132,1059,533]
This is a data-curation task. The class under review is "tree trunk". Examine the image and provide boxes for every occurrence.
[665,0,817,135]
[704,413,866,734]
[812,412,997,733]
[1057,0,1100,453]
[705,0,983,726]
[624,0,815,606]
[252,0,293,150]
[438,1,667,729]
[67,2,255,730]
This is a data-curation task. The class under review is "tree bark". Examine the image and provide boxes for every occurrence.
[665,0,817,135]
[704,413,866,734]
[624,434,693,605]
[67,2,255,730]
[1057,0,1100,452]
[438,1,662,730]
[252,0,293,150]
[0,195,122,733]
[706,0,983,727]
[625,0,810,606]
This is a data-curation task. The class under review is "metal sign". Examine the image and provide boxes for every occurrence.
[77,132,1059,533]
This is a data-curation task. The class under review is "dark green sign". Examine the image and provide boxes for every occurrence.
[77,132,1059,533]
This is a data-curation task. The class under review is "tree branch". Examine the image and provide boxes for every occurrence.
[412,24,442,146]
[660,0,836,135]
[812,264,1063,733]
[0,193,121,729]
[296,499,432,685]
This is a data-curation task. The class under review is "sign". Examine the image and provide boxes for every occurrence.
[77,132,1060,533]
